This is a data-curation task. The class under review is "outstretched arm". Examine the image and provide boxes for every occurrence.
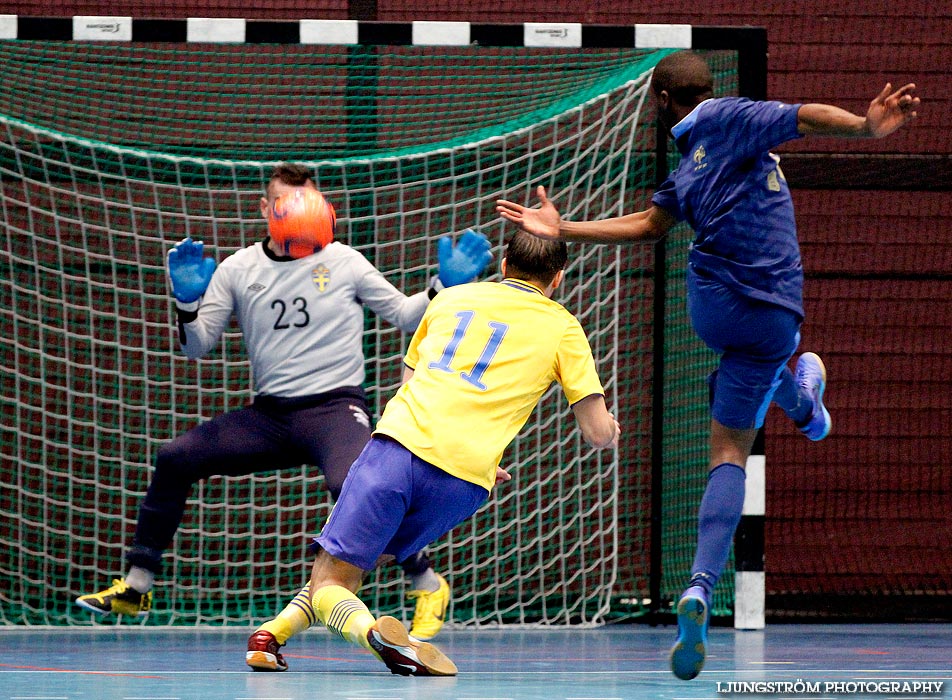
[497,186,675,244]
[798,82,919,138]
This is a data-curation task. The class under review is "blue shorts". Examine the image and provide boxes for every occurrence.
[313,436,489,571]
[688,272,801,430]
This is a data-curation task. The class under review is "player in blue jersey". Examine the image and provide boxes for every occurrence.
[291,231,619,676]
[74,163,492,668]
[497,50,919,681]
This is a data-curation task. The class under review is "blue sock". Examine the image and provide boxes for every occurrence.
[687,463,746,598]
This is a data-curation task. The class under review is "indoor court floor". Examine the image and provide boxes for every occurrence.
[0,623,948,700]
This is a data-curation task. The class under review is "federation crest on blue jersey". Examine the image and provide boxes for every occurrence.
[693,145,708,171]
[312,264,330,292]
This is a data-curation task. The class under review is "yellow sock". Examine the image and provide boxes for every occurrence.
[257,583,315,645]
[312,584,375,651]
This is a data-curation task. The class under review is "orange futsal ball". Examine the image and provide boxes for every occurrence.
[268,188,336,259]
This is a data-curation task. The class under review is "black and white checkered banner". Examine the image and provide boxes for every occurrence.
[0,16,759,48]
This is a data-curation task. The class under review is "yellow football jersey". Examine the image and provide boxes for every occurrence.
[374,279,605,491]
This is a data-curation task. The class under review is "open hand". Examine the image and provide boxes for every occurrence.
[437,229,493,287]
[865,82,919,138]
[167,237,216,303]
[496,186,563,240]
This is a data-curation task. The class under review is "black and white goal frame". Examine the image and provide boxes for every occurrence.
[0,15,768,629]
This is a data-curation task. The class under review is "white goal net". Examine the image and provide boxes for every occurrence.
[0,40,664,626]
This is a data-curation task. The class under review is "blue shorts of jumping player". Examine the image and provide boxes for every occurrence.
[688,272,802,430]
[313,436,489,571]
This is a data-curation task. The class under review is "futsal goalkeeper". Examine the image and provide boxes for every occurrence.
[497,51,919,681]
[75,163,493,661]
[275,230,617,676]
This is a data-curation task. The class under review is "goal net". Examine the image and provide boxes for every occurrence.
[0,39,669,626]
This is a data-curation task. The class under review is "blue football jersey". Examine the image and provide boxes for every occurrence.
[652,97,805,317]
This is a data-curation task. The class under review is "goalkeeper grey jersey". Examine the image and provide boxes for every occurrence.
[178,241,430,397]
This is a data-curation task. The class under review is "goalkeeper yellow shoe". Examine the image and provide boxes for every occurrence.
[407,573,449,641]
[75,578,152,618]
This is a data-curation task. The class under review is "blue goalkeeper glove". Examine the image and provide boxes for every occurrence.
[437,229,493,288]
[167,237,216,303]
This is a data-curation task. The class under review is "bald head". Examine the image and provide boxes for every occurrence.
[651,51,714,106]
[650,51,715,132]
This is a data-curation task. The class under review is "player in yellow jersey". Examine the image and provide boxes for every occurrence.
[292,231,620,675]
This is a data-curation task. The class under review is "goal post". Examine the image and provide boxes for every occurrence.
[0,19,760,627]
